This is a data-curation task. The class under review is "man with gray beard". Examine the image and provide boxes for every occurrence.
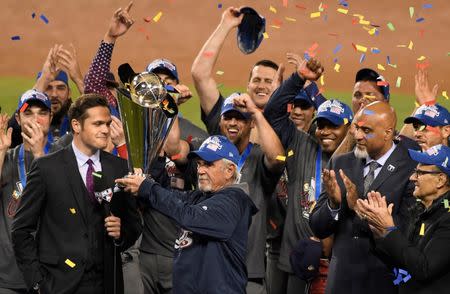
[310,101,417,294]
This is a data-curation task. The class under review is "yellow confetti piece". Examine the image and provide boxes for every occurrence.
[269,5,277,13]
[359,19,370,25]
[417,56,426,61]
[415,101,421,108]
[337,8,348,14]
[310,12,321,18]
[276,155,286,162]
[368,28,377,35]
[355,44,368,53]
[397,45,407,48]
[65,259,76,268]
[377,64,386,71]
[334,63,341,72]
[364,95,376,100]
[320,74,325,86]
[263,32,269,39]
[409,7,414,19]
[408,40,414,50]
[388,63,397,69]
[216,71,224,76]
[343,118,349,124]
[285,17,296,22]
[271,25,281,29]
[288,150,294,157]
[443,91,449,100]
[396,76,402,88]
[69,208,76,214]
[353,14,365,20]
[419,223,425,236]
[153,12,162,22]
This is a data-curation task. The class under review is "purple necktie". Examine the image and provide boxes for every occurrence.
[86,159,97,203]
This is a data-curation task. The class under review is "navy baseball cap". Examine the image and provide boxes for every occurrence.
[188,135,241,165]
[17,89,51,112]
[220,93,251,119]
[36,70,69,85]
[290,238,322,281]
[237,7,266,54]
[355,68,390,101]
[312,99,353,126]
[146,59,179,84]
[294,82,327,110]
[408,144,450,176]
[404,104,450,127]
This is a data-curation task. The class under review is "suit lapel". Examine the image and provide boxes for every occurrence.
[370,144,404,192]
[63,146,88,226]
[99,151,115,192]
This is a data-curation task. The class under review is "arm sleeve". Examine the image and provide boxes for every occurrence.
[375,222,450,282]
[83,41,117,108]
[263,72,306,149]
[200,94,224,136]
[11,160,46,289]
[138,180,244,240]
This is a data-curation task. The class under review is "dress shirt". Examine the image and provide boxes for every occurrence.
[72,142,102,187]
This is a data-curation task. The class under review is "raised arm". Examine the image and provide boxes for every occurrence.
[0,114,12,182]
[191,7,243,116]
[163,117,190,165]
[56,44,84,93]
[33,45,63,93]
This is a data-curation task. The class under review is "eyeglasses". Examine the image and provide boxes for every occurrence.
[412,168,443,177]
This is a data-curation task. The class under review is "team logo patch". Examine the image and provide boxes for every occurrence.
[175,229,194,249]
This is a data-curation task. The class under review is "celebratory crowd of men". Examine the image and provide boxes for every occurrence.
[1,2,450,294]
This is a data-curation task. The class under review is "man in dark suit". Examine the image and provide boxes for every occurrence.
[310,101,416,294]
[11,94,142,294]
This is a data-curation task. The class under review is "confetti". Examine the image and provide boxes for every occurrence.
[408,40,414,50]
[171,154,182,161]
[295,4,306,9]
[377,81,389,87]
[343,118,349,124]
[368,28,377,35]
[65,259,76,268]
[443,91,449,100]
[276,155,286,161]
[271,25,281,29]
[416,17,425,23]
[263,32,269,39]
[334,63,341,72]
[92,172,102,178]
[371,47,381,54]
[359,19,370,25]
[309,42,319,52]
[409,7,414,18]
[32,12,36,18]
[216,70,224,75]
[355,44,368,53]
[337,8,348,14]
[143,16,152,22]
[69,208,76,214]
[417,56,426,61]
[287,103,293,113]
[270,5,277,13]
[186,135,193,143]
[387,22,395,31]
[396,76,402,88]
[444,199,449,208]
[288,150,294,157]
[218,3,222,9]
[11,35,21,41]
[285,17,296,22]
[377,64,386,71]
[339,0,349,7]
[359,53,366,63]
[40,14,49,24]
[333,44,343,54]
[310,12,321,18]
[153,12,163,22]
[419,223,425,236]
[423,4,432,9]
[273,19,283,26]
[320,74,325,86]
[269,219,277,230]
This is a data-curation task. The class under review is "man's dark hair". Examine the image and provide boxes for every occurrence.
[248,59,279,81]
[68,94,109,127]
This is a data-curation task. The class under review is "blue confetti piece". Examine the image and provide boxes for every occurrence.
[375,29,380,36]
[339,0,349,7]
[333,58,338,63]
[359,53,366,63]
[416,17,425,23]
[218,3,222,9]
[304,52,311,61]
[40,14,49,24]
[423,4,432,9]
[399,269,408,275]
[32,12,36,18]
[333,44,342,54]
[11,35,21,41]
[387,56,391,64]
[403,274,412,283]
[371,48,381,54]
[363,109,375,115]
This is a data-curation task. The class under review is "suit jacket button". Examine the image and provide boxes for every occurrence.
[353,236,359,239]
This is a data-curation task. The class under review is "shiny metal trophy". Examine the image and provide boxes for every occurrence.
[116,63,178,173]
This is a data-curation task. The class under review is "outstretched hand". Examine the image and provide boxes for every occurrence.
[415,69,438,105]
[105,1,134,42]
[233,93,259,116]
[323,169,341,209]
[220,6,244,29]
[286,53,324,81]
[0,114,12,154]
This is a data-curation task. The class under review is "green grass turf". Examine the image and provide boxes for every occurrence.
[2,76,450,130]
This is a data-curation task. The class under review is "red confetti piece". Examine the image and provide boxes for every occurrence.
[273,19,283,26]
[282,0,288,7]
[328,33,339,37]
[295,4,306,9]
[351,43,357,51]
[143,16,152,22]
[352,18,358,25]
[171,153,182,161]
[377,81,389,87]
[287,103,293,113]
[19,103,29,113]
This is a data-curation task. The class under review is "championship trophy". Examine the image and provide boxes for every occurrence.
[116,63,178,173]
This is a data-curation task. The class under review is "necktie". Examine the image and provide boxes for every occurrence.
[85,159,97,203]
[363,161,381,196]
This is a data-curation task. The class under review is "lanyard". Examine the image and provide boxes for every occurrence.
[59,116,69,136]
[314,146,322,201]
[237,143,253,173]
[18,141,51,189]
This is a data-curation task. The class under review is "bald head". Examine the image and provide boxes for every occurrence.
[353,101,397,160]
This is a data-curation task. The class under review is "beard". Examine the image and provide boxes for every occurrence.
[51,99,72,126]
[354,146,369,159]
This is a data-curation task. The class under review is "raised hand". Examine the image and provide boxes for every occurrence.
[174,84,193,105]
[56,44,82,82]
[287,53,324,81]
[0,114,12,153]
[110,116,126,147]
[415,69,438,105]
[339,169,359,211]
[323,169,341,209]
[271,63,285,91]
[356,191,395,238]
[220,6,244,29]
[105,1,134,42]
[21,121,46,158]
[233,93,259,115]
